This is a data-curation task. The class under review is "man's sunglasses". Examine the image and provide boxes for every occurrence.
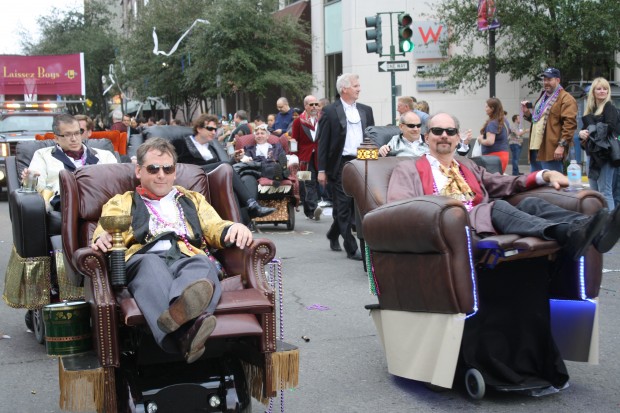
[308,103,320,107]
[203,126,217,131]
[429,127,459,136]
[143,164,176,175]
[402,123,422,129]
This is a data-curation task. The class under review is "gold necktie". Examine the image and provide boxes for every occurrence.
[439,162,475,201]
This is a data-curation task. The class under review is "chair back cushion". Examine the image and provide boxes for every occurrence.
[235,134,289,152]
[365,125,400,147]
[90,131,127,155]
[142,125,193,142]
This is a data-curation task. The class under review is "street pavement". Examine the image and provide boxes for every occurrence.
[1,201,619,413]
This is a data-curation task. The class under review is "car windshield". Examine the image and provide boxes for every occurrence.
[0,114,55,133]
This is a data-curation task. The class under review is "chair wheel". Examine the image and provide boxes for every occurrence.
[33,308,46,344]
[25,310,34,331]
[286,202,295,230]
[464,368,485,399]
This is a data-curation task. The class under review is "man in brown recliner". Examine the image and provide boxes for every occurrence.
[387,112,620,260]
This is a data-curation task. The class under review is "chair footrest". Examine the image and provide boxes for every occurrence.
[211,313,263,338]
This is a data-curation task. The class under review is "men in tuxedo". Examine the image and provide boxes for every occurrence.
[318,73,375,260]
[292,94,322,220]
[387,112,620,260]
[174,114,275,221]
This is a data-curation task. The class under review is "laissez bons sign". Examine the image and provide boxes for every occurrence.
[0,53,85,96]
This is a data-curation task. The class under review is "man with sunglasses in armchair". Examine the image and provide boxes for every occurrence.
[378,111,428,158]
[92,138,253,363]
[387,112,620,260]
[174,113,275,223]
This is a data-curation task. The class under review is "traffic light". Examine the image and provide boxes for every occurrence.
[398,13,414,53]
[365,15,382,55]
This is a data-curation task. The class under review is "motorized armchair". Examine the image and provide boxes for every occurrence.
[235,133,300,230]
[342,156,604,392]
[59,162,297,412]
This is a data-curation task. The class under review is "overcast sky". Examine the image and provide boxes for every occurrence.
[0,0,82,54]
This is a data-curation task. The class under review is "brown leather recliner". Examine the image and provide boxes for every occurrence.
[59,162,285,412]
[342,157,605,389]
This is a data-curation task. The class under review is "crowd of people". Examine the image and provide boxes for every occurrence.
[15,68,620,363]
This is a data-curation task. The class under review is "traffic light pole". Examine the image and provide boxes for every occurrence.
[390,44,397,124]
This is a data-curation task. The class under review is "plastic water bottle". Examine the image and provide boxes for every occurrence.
[567,160,582,190]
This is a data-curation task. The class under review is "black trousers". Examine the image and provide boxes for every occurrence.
[491,197,586,241]
[300,152,319,217]
[327,157,358,255]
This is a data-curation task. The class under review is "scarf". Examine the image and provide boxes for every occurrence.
[532,85,563,123]
[136,185,164,201]
[438,161,475,201]
[64,148,85,161]
[298,111,318,130]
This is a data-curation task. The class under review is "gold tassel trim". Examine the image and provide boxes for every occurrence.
[58,357,105,413]
[268,348,299,391]
[241,360,270,405]
[2,246,51,309]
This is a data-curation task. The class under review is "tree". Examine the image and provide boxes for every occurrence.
[185,0,313,114]
[24,1,119,118]
[425,0,620,92]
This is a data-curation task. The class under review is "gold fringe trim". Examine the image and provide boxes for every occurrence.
[53,249,84,302]
[58,357,105,413]
[268,348,299,391]
[241,347,299,405]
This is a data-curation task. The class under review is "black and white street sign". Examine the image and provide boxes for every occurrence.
[378,61,409,72]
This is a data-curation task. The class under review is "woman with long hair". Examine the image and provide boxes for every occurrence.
[477,97,510,173]
[579,77,619,209]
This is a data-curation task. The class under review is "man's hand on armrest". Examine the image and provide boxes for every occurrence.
[542,170,568,190]
[224,223,253,249]
[92,232,113,253]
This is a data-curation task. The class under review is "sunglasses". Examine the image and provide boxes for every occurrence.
[402,123,422,129]
[143,164,176,175]
[203,126,217,131]
[308,103,320,107]
[429,127,459,136]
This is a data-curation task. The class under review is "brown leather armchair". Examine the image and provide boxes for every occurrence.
[342,157,605,390]
[59,162,289,412]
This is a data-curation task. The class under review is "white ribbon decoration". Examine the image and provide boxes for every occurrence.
[152,19,210,57]
[102,64,116,95]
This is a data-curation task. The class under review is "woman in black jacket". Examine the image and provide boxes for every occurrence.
[579,77,620,209]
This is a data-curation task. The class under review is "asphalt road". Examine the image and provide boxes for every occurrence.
[1,202,619,413]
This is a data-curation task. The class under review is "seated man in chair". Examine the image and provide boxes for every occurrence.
[22,113,118,211]
[387,112,620,260]
[92,138,253,363]
[175,113,275,221]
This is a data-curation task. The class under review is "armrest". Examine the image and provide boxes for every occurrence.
[73,247,120,368]
[9,189,49,258]
[363,195,469,253]
[505,187,605,215]
[215,238,276,292]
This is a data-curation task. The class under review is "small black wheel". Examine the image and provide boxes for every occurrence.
[286,202,295,230]
[465,368,485,399]
[33,308,45,344]
[25,310,34,330]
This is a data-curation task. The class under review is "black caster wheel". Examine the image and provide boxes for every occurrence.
[286,202,295,230]
[33,308,46,344]
[465,368,485,399]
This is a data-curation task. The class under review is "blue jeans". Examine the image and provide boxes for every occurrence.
[530,149,563,173]
[589,162,615,209]
[509,144,522,175]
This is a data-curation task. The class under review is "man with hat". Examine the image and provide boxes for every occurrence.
[521,67,577,172]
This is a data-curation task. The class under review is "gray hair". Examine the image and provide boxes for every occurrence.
[336,73,359,93]
[52,114,78,135]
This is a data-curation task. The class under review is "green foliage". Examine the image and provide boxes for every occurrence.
[425,0,620,92]
[24,1,118,117]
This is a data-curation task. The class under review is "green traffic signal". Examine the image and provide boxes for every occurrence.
[398,13,414,54]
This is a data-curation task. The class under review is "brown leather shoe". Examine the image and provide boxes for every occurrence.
[157,279,214,334]
[178,313,217,364]
[594,205,620,253]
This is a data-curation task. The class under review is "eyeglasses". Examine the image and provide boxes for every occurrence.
[56,129,85,138]
[429,127,459,136]
[203,126,217,132]
[255,124,269,131]
[308,103,320,107]
[143,164,176,175]
[402,123,422,129]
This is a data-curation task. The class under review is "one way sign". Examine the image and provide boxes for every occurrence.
[378,61,410,72]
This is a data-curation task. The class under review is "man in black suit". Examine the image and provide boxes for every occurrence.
[318,73,375,260]
[174,113,275,222]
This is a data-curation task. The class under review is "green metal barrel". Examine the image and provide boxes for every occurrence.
[43,301,92,356]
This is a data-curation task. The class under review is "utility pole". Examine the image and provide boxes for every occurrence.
[489,29,496,98]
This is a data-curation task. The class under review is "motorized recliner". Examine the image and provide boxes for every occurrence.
[58,162,297,412]
[342,156,604,398]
